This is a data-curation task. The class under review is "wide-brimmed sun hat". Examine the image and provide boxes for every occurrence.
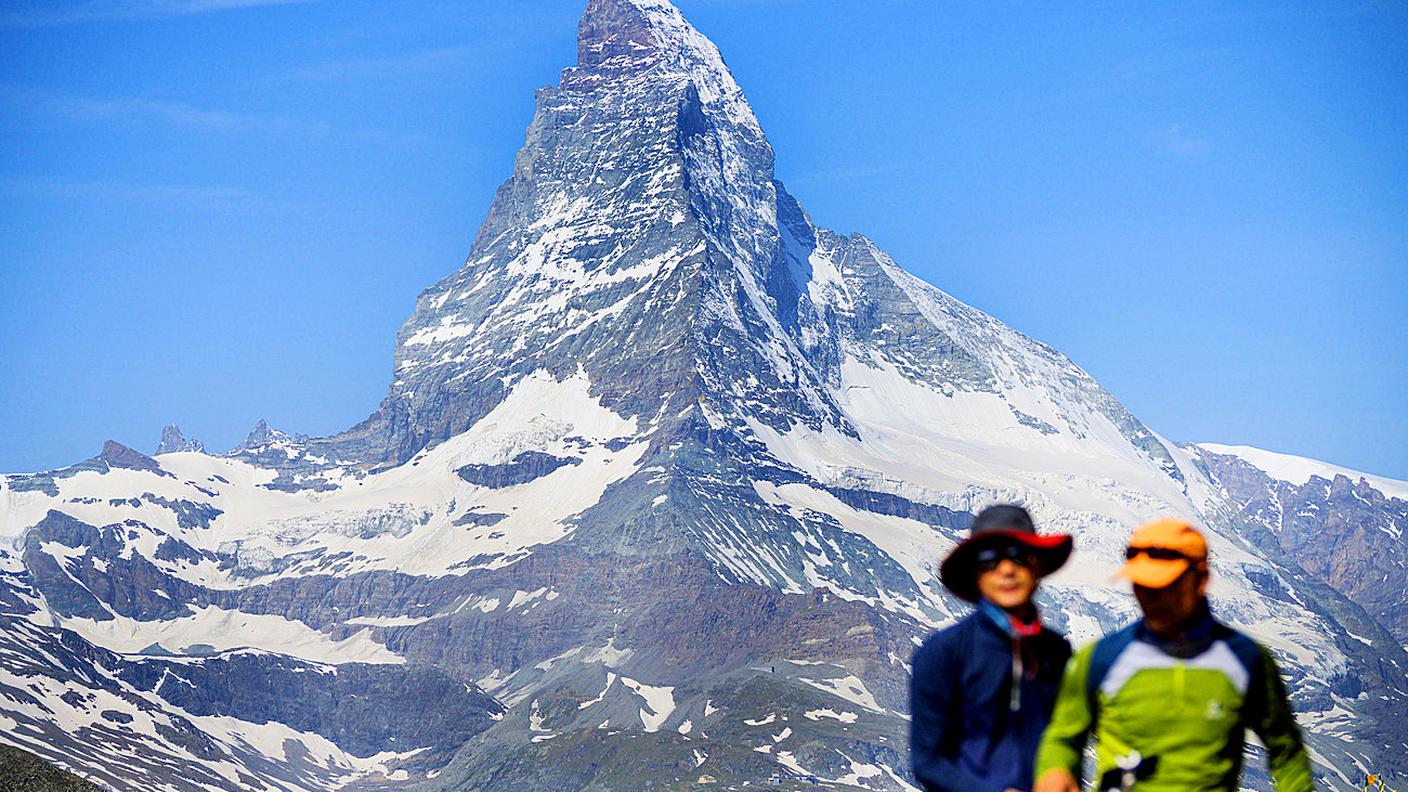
[939,504,1073,602]
[1115,518,1208,589]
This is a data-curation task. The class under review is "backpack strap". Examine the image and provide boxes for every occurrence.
[1086,623,1140,719]
[1216,623,1266,725]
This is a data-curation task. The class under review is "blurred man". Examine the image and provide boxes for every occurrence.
[1034,518,1313,792]
[911,504,1074,792]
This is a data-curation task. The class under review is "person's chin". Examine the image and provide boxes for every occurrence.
[990,593,1029,609]
[1143,616,1173,633]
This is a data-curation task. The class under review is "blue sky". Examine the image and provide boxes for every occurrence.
[1,0,1405,479]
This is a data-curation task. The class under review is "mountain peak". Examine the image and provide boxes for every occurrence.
[245,419,271,447]
[577,0,703,62]
[155,424,204,455]
[577,0,657,68]
[97,440,162,473]
[234,419,306,452]
[576,0,758,131]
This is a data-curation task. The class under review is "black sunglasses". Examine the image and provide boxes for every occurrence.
[975,543,1035,573]
[1125,546,1192,562]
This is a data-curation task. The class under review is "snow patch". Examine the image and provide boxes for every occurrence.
[1197,443,1408,501]
[63,605,402,665]
[803,708,858,724]
[619,676,675,732]
[797,675,881,713]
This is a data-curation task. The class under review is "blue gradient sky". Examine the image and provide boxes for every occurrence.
[2,0,1405,478]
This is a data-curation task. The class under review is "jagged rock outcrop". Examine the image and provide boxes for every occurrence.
[233,419,307,452]
[96,441,163,473]
[156,424,204,455]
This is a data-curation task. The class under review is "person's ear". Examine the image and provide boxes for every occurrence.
[1195,561,1210,597]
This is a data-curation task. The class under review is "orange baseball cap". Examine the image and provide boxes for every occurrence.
[1115,518,1208,589]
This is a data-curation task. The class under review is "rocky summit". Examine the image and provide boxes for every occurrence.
[1,1,1405,789]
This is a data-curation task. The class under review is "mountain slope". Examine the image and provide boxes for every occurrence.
[1192,443,1408,647]
[1,0,1404,789]
[0,743,101,792]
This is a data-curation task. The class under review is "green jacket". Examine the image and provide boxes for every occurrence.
[1036,608,1313,791]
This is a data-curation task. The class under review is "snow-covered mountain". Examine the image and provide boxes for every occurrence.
[1190,444,1408,649]
[2,0,1404,789]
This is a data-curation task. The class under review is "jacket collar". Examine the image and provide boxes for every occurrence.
[977,598,1043,639]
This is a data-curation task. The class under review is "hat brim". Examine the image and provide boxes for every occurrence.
[939,530,1073,603]
[1114,555,1190,589]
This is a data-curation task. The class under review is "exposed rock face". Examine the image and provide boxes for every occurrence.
[456,452,583,488]
[233,419,309,453]
[0,1,1404,790]
[97,441,164,474]
[1192,445,1408,644]
[156,424,204,455]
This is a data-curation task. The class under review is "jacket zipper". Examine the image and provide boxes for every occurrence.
[1010,638,1022,712]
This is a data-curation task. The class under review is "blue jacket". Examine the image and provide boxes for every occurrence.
[910,607,1072,792]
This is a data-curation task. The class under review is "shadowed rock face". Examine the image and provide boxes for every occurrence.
[0,604,503,791]
[457,452,583,488]
[4,440,174,496]
[98,441,163,474]
[115,654,503,760]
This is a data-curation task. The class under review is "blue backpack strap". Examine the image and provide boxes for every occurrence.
[1085,622,1140,717]
[1215,622,1266,723]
